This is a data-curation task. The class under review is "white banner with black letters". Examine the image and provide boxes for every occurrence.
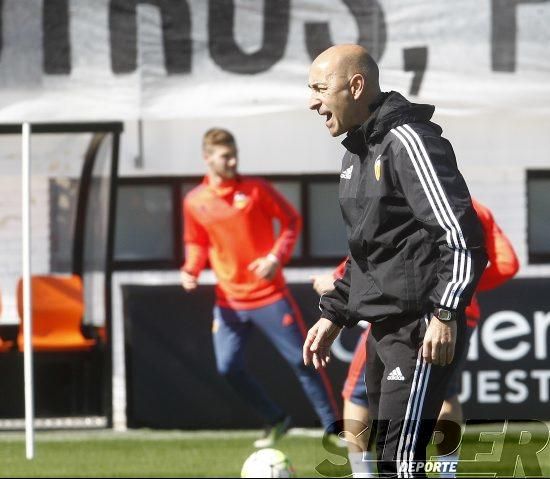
[0,0,548,121]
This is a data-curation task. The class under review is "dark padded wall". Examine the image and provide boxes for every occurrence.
[123,283,358,429]
[123,279,550,428]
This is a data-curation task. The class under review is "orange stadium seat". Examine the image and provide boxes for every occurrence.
[16,275,96,352]
[0,289,15,352]
[0,337,14,352]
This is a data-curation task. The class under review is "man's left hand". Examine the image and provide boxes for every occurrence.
[422,317,456,366]
[248,255,280,280]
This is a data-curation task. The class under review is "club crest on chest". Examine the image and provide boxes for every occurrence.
[233,192,249,209]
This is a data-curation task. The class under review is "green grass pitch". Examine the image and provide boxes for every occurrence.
[0,425,548,477]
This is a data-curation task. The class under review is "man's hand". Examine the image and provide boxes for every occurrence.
[310,274,336,296]
[180,270,198,292]
[248,255,280,280]
[303,317,341,370]
[422,316,457,366]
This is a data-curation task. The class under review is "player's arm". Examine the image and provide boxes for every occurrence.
[473,201,519,292]
[310,257,348,295]
[391,129,488,365]
[333,257,348,280]
[249,180,302,279]
[181,197,210,291]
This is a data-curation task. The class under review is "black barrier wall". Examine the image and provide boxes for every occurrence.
[122,279,550,429]
[460,278,550,420]
[0,349,104,418]
[122,284,352,429]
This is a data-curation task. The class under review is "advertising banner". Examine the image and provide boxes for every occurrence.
[122,279,550,429]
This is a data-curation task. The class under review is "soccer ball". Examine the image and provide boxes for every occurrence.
[241,448,295,478]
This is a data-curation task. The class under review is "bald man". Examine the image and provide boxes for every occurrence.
[302,45,488,476]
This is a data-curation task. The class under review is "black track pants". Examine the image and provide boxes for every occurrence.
[365,314,466,477]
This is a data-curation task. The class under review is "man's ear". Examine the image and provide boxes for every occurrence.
[350,73,365,100]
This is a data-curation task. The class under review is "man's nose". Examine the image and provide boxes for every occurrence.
[228,157,237,167]
[309,96,321,111]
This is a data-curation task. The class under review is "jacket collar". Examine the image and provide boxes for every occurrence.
[341,91,436,156]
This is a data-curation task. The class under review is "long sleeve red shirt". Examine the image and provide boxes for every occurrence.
[183,176,302,309]
[465,198,520,325]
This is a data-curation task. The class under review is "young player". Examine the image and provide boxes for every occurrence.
[181,128,339,448]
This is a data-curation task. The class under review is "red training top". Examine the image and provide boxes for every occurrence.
[183,176,301,310]
[465,198,519,326]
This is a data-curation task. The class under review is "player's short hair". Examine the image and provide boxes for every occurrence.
[203,128,236,152]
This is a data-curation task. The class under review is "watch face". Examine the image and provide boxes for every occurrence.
[435,308,452,321]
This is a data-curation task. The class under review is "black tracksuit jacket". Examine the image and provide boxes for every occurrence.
[320,91,488,328]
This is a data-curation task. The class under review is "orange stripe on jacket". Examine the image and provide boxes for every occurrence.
[333,258,347,280]
[342,327,370,401]
[285,292,341,420]
[183,176,301,308]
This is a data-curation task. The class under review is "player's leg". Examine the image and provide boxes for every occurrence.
[342,329,371,452]
[342,327,376,476]
[373,314,467,476]
[364,324,384,475]
[344,401,376,477]
[438,395,462,427]
[212,305,286,426]
[433,324,476,477]
[434,395,462,478]
[344,400,371,453]
[251,294,339,433]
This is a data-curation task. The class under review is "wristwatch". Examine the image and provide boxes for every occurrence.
[433,307,457,322]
